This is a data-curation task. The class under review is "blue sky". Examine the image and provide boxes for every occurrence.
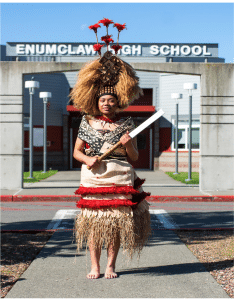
[1,2,233,63]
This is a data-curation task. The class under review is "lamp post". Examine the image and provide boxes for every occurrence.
[25,77,40,179]
[39,92,52,173]
[171,93,183,175]
[183,83,197,182]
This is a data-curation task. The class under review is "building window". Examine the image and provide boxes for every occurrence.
[171,119,200,151]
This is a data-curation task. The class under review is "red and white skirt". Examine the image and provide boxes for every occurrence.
[74,159,151,258]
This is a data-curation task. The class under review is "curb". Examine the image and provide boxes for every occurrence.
[0,195,80,202]
[147,195,234,202]
[1,195,233,202]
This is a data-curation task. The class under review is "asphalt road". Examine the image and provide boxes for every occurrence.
[1,201,233,231]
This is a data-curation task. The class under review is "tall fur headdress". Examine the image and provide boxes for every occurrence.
[70,18,143,115]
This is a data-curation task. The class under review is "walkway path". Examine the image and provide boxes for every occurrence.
[2,170,232,297]
[5,214,229,298]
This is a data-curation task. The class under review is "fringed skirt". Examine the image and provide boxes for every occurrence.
[74,159,151,259]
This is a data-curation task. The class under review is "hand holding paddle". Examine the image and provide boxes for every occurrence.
[87,141,122,170]
[87,109,165,170]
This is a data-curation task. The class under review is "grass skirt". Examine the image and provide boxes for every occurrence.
[74,159,151,259]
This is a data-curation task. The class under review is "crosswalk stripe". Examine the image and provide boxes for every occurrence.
[47,209,178,230]
[150,209,179,229]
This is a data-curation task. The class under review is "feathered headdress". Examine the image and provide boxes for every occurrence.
[70,18,143,115]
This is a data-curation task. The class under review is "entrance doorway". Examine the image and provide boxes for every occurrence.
[70,116,82,169]
[128,117,152,169]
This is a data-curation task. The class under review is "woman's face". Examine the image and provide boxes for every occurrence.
[98,95,118,116]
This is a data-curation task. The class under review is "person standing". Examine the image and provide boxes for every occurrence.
[71,18,151,279]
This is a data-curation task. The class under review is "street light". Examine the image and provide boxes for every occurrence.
[39,92,52,173]
[25,77,40,179]
[171,93,183,175]
[183,82,197,182]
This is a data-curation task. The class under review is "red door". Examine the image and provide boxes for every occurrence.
[128,127,151,169]
[72,127,82,169]
[70,115,83,169]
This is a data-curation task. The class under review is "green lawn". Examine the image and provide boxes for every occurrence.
[23,170,58,183]
[165,172,199,184]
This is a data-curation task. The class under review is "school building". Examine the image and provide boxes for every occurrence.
[1,42,225,172]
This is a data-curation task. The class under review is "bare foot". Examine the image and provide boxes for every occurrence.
[86,268,100,279]
[105,267,118,279]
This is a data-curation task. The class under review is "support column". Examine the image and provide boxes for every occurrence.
[0,64,24,189]
[200,64,234,192]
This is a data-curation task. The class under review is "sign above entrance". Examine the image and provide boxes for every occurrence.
[6,42,219,57]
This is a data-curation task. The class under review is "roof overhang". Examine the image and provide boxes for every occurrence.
[66,105,155,113]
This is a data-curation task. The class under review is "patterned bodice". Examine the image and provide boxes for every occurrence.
[77,115,135,158]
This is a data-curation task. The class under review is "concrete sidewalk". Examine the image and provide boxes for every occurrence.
[5,228,229,298]
[1,170,233,201]
[2,170,232,297]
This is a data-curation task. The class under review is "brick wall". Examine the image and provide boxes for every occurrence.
[157,151,200,172]
[155,126,200,172]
